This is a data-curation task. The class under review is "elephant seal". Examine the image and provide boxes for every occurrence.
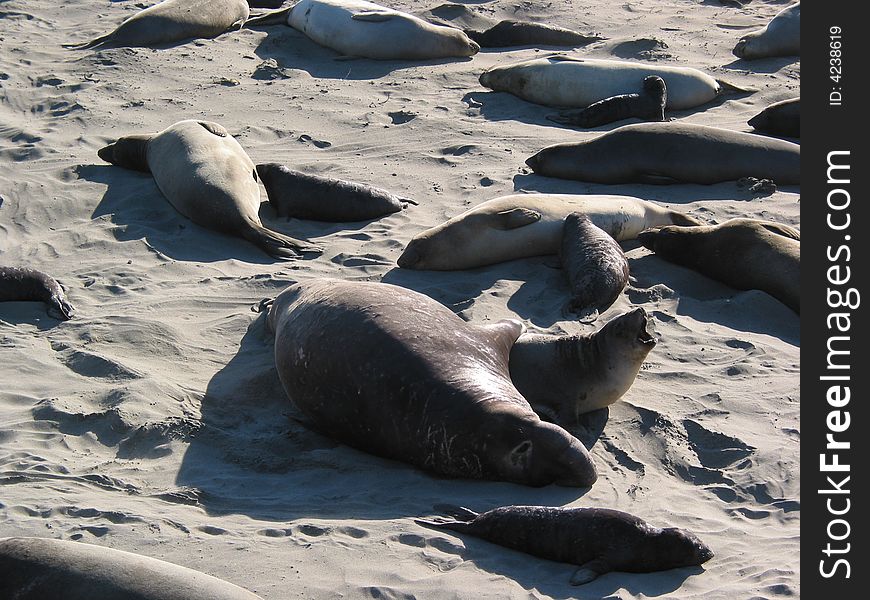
[267,279,597,487]
[733,2,800,60]
[416,505,713,585]
[548,75,667,128]
[63,0,250,50]
[560,214,629,321]
[479,56,750,110]
[526,122,800,185]
[638,218,800,313]
[509,308,655,426]
[749,98,800,138]
[246,0,479,59]
[256,163,416,222]
[98,120,319,259]
[0,537,262,600]
[0,267,75,320]
[397,194,700,271]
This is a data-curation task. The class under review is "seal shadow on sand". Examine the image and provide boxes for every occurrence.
[0,305,68,330]
[722,55,799,74]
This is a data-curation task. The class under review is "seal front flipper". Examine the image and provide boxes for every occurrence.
[199,121,230,137]
[636,173,679,185]
[245,6,293,26]
[352,11,399,23]
[570,559,611,585]
[490,208,542,230]
[759,221,800,241]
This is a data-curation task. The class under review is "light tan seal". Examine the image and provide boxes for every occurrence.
[733,2,800,60]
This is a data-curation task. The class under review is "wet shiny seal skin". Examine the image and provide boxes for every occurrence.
[266,279,597,487]
[416,505,713,585]
[733,2,800,60]
[639,218,800,313]
[748,98,799,138]
[548,75,667,128]
[0,266,74,320]
[0,537,263,600]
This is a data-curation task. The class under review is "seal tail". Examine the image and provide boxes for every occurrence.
[245,6,293,27]
[62,32,113,50]
[241,221,322,260]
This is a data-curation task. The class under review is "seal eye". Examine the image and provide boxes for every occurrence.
[509,441,533,466]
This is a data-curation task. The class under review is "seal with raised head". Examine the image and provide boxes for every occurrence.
[526,122,800,185]
[733,2,800,60]
[749,97,800,138]
[548,75,667,128]
[0,267,74,320]
[397,194,700,271]
[63,0,250,50]
[246,0,480,59]
[267,279,597,487]
[256,163,416,222]
[416,505,713,585]
[638,218,800,313]
[479,56,750,110]
[560,213,630,321]
[98,120,319,259]
[0,537,262,600]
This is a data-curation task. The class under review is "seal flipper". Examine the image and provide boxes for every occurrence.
[472,320,524,358]
[62,32,115,50]
[48,292,75,321]
[636,173,679,185]
[432,504,480,521]
[240,221,323,259]
[245,6,294,27]
[352,11,398,23]
[758,221,800,241]
[714,78,757,96]
[570,559,611,585]
[198,121,229,137]
[490,208,542,230]
[414,517,475,534]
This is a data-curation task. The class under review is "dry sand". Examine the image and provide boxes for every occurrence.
[1,0,798,598]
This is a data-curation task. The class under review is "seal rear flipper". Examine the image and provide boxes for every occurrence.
[62,32,114,50]
[48,295,75,320]
[432,504,479,521]
[245,6,293,27]
[714,78,757,96]
[669,212,703,227]
[570,559,611,585]
[414,518,473,533]
[241,222,323,259]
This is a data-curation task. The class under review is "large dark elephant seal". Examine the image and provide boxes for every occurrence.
[638,218,800,313]
[256,163,416,222]
[98,120,319,259]
[416,505,713,585]
[0,537,262,600]
[397,194,700,271]
[247,0,479,59]
[733,2,800,60]
[267,279,597,487]
[0,266,75,320]
[63,0,250,50]
[526,122,800,185]
[749,98,800,138]
[509,308,656,426]
[548,75,667,128]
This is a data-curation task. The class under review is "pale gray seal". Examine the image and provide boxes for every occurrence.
[526,122,800,185]
[266,279,597,487]
[749,98,799,138]
[0,266,74,320]
[416,505,713,585]
[733,2,800,60]
[0,537,262,600]
[548,75,667,128]
[98,120,320,259]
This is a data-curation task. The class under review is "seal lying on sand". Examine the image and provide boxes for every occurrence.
[733,2,800,60]
[638,218,800,313]
[0,266,74,320]
[0,537,262,600]
[526,122,800,184]
[749,98,800,138]
[267,279,597,487]
[63,0,250,50]
[548,76,667,128]
[509,308,656,426]
[256,163,416,222]
[98,120,319,259]
[247,0,479,59]
[397,194,700,271]
[416,505,713,585]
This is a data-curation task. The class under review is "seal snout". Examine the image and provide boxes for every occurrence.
[632,308,656,346]
[397,244,421,269]
[525,152,541,171]
[732,38,748,58]
[97,143,115,164]
[637,227,663,252]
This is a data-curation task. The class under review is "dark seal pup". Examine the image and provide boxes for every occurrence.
[638,218,800,313]
[0,537,262,600]
[267,279,597,487]
[0,266,74,320]
[256,163,416,222]
[526,122,800,185]
[548,76,667,128]
[509,308,656,426]
[560,213,630,321]
[416,505,713,585]
[749,98,800,138]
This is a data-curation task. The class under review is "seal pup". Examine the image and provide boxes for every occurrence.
[638,218,800,313]
[63,0,250,50]
[560,214,630,321]
[510,308,655,425]
[98,120,319,259]
[733,2,800,60]
[397,194,700,271]
[267,279,597,487]
[479,56,750,111]
[749,98,800,138]
[416,505,713,585]
[0,537,263,600]
[0,266,75,320]
[548,75,667,128]
[256,163,416,222]
[246,0,480,59]
[526,122,800,185]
